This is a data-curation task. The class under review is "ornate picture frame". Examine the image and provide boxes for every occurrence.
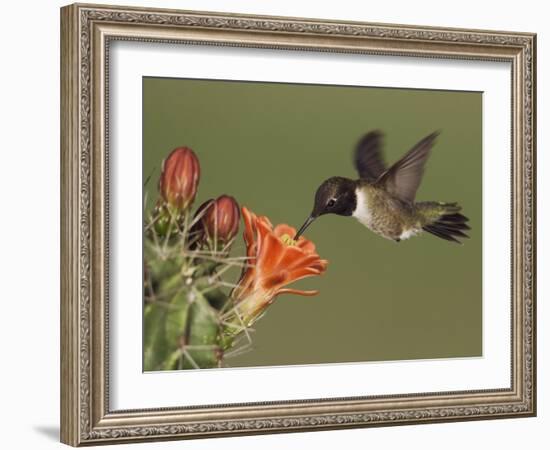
[60,3,536,446]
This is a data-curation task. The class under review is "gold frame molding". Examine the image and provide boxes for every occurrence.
[60,3,536,446]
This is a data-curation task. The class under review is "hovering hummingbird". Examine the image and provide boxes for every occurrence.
[294,130,470,244]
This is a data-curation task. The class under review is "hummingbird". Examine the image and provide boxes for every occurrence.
[294,130,470,244]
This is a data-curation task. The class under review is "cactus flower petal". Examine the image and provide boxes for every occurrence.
[231,207,328,324]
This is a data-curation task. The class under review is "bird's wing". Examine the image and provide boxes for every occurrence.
[353,130,387,182]
[377,132,439,204]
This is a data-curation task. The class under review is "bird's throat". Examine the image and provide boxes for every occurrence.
[352,188,373,227]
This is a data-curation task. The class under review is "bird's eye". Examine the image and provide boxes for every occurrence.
[327,199,336,208]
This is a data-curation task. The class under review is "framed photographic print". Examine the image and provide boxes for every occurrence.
[60,3,537,446]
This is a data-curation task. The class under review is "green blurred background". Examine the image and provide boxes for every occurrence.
[143,77,482,367]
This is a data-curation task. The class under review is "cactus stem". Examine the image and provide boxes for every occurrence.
[222,306,250,335]
[148,218,161,246]
[150,283,188,302]
[190,287,221,321]
[144,209,163,233]
[145,298,183,310]
[181,348,200,370]
[219,299,235,317]
[161,214,177,251]
[173,344,224,371]
[198,284,224,297]
[144,269,156,301]
[220,318,246,332]
[222,326,255,361]
[185,344,220,350]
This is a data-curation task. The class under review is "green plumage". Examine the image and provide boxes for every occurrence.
[355,183,469,243]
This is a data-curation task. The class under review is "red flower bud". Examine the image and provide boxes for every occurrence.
[159,147,200,211]
[196,195,240,245]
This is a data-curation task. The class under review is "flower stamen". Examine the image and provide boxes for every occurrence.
[280,233,298,246]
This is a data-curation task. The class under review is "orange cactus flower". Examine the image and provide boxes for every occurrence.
[231,207,328,325]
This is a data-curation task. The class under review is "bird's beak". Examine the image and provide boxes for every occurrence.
[294,215,316,240]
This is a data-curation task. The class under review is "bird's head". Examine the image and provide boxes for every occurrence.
[294,177,357,240]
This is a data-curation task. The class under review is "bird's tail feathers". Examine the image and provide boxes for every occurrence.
[419,202,470,244]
